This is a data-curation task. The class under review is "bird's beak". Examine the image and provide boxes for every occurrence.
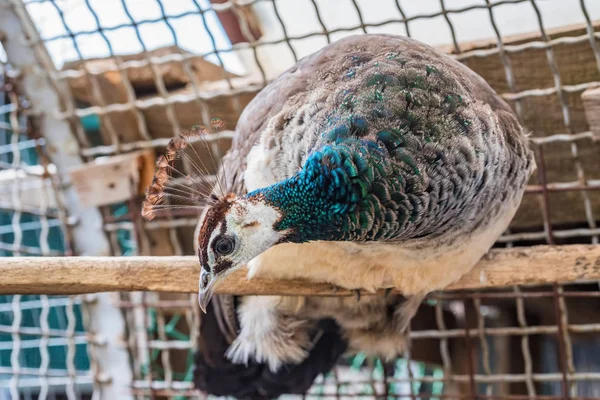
[198,269,218,313]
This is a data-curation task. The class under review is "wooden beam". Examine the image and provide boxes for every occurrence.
[1,245,599,296]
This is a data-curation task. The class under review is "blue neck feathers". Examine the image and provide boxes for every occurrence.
[245,139,399,243]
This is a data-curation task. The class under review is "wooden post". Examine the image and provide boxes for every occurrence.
[0,2,133,398]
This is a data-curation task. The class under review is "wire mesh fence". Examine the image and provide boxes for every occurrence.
[0,0,599,398]
[0,44,95,399]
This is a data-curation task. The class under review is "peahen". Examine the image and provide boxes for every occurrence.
[143,33,535,394]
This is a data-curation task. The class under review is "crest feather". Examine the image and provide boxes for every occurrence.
[141,123,225,221]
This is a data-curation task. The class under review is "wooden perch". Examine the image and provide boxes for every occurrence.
[1,245,599,296]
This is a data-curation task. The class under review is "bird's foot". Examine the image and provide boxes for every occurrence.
[353,289,361,302]
[393,293,426,334]
[384,287,393,298]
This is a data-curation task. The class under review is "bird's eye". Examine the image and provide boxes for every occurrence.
[214,236,235,256]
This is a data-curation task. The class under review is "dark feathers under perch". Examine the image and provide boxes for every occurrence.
[194,295,348,399]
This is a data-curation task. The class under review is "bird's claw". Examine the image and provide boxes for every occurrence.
[384,288,393,298]
[353,289,361,302]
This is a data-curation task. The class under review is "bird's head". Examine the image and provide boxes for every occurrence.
[139,125,293,313]
[142,127,352,313]
[196,192,289,312]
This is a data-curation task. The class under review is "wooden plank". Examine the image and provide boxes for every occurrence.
[63,45,241,145]
[0,245,599,295]
[140,77,259,140]
[63,45,240,101]
[69,149,155,208]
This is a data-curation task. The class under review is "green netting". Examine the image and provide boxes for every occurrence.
[0,88,91,381]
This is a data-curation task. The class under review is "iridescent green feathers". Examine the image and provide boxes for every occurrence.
[240,34,534,245]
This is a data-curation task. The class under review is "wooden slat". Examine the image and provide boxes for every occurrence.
[1,245,599,295]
